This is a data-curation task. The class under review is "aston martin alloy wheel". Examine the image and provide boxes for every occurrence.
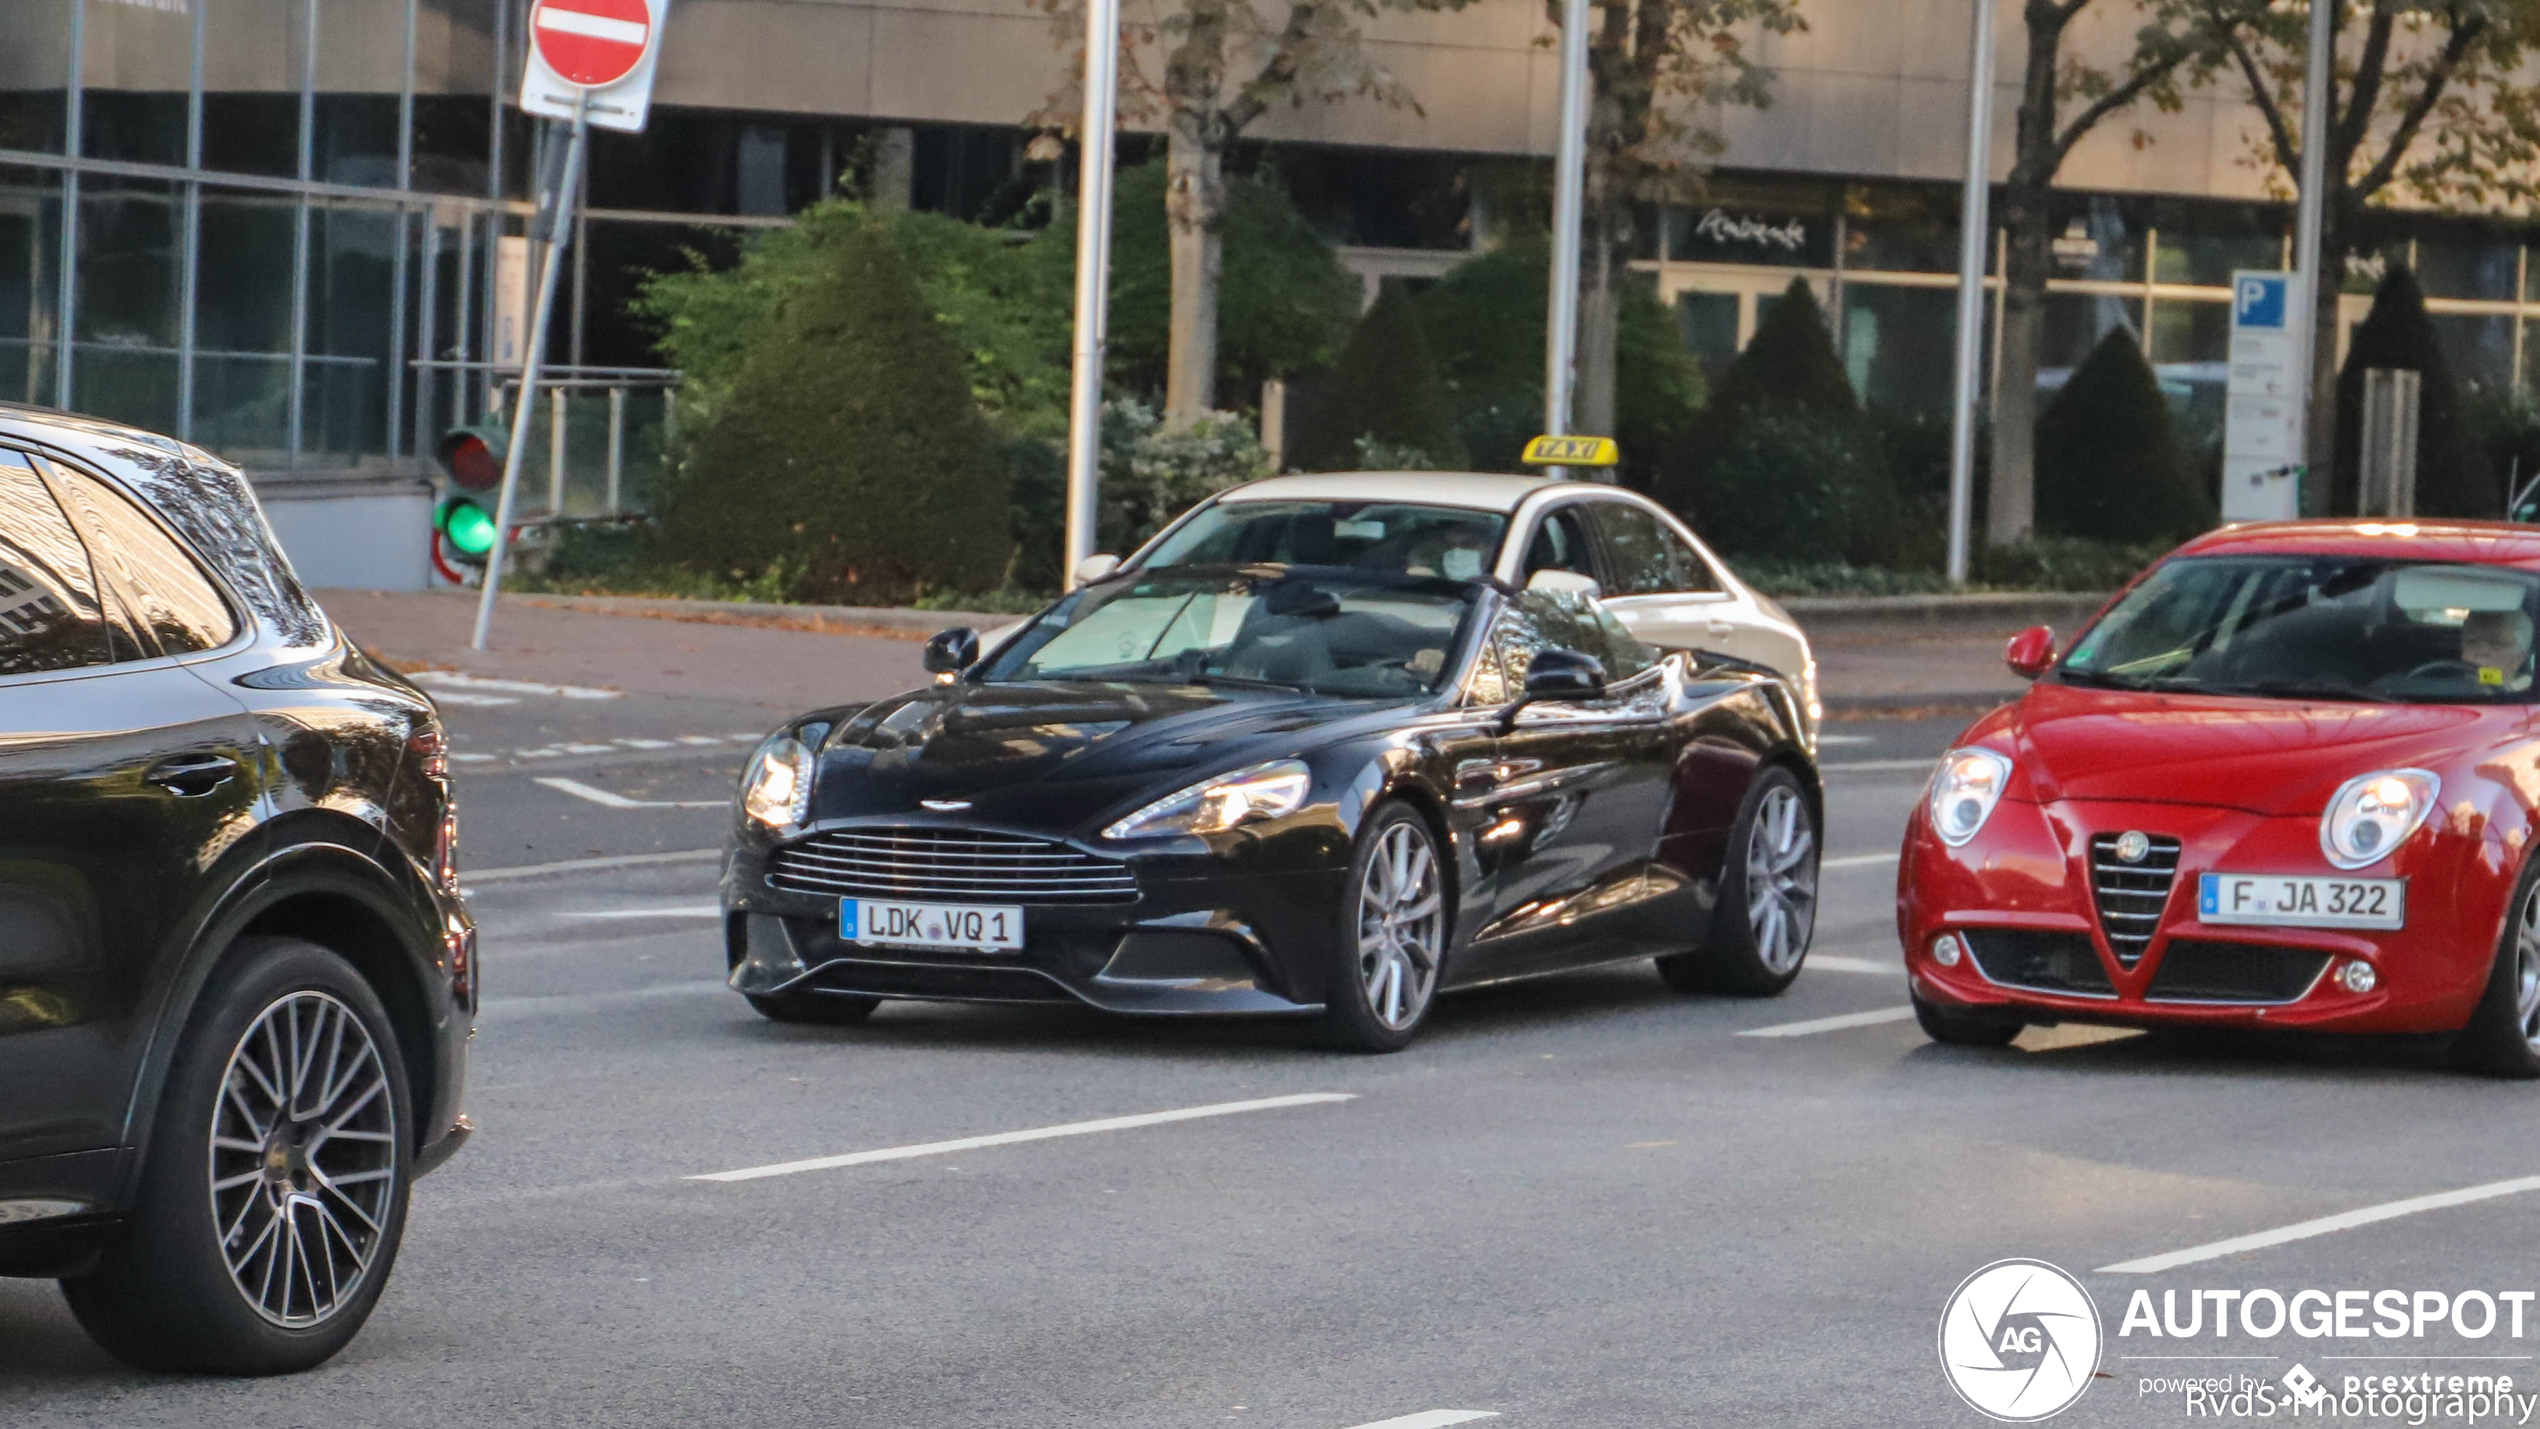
[62,937,414,1373]
[1322,802,1450,1052]
[1659,765,1819,997]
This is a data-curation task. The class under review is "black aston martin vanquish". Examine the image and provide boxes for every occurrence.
[722,565,1820,1050]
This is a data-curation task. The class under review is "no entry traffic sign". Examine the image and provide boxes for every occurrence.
[520,0,665,132]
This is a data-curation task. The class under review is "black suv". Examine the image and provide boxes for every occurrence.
[0,406,473,1373]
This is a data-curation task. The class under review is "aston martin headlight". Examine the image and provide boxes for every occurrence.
[2321,768,2440,869]
[741,734,816,829]
[1103,759,1313,840]
[1928,747,2014,847]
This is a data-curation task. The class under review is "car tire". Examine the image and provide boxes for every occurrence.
[60,936,413,1375]
[2456,858,2540,1078]
[1657,765,1818,998]
[1911,990,2023,1048]
[1316,801,1451,1053]
[746,991,882,1025]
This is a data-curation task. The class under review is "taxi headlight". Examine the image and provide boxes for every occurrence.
[2321,768,2440,869]
[1928,747,2014,847]
[1103,759,1313,840]
[741,735,816,829]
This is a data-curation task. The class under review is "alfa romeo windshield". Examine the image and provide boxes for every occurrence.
[979,567,1478,699]
[2058,555,2540,704]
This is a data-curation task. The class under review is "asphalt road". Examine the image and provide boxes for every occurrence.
[7,689,2540,1428]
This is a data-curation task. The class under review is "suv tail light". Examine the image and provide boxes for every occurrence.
[409,721,451,780]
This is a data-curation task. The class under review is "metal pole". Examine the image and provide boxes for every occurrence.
[472,102,590,651]
[606,384,625,513]
[1062,0,1122,588]
[549,385,568,512]
[2291,0,2335,481]
[1543,0,1591,438]
[1945,0,1999,585]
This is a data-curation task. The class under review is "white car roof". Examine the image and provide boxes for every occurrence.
[1218,471,1597,514]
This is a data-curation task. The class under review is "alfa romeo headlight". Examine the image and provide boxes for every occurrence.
[1928,747,2014,847]
[2321,769,2440,869]
[741,734,817,829]
[1103,759,1313,840]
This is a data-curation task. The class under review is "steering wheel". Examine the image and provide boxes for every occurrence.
[2402,658,2484,684]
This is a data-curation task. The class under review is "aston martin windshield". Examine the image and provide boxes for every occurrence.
[2059,555,2540,704]
[980,567,1477,698]
[1143,501,1510,580]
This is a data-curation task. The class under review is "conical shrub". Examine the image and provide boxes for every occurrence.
[653,219,1007,602]
[2334,265,2488,517]
[1293,281,1466,470]
[2035,326,2212,541]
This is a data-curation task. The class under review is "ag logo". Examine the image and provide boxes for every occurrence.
[1939,1259,2102,1421]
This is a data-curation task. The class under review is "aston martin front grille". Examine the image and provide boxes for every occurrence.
[2090,832,2181,967]
[768,828,1138,904]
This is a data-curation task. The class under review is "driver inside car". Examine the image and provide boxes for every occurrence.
[2461,608,2535,692]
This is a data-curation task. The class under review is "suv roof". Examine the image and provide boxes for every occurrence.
[1220,471,1608,514]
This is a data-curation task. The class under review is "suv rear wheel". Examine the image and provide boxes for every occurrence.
[61,936,413,1374]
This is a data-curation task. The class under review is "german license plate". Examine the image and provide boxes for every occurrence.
[2197,873,2404,930]
[841,899,1024,952]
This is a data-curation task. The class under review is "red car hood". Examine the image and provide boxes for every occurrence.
[2001,682,2524,815]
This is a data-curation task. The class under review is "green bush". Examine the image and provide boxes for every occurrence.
[2467,385,2540,519]
[1413,237,1703,482]
[2034,327,2213,542]
[1099,162,1362,400]
[2334,265,2490,517]
[1291,281,1465,470]
[649,220,1009,604]
[1096,399,1272,553]
[1694,410,1900,566]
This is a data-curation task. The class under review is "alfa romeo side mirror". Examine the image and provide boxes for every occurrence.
[923,627,981,677]
[1074,553,1122,585]
[2004,625,2056,681]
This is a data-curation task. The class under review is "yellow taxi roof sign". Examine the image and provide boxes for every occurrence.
[1523,434,1620,468]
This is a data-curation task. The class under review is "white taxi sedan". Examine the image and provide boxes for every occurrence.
[1065,472,1819,736]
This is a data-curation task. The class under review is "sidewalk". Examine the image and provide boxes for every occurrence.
[314,587,2044,717]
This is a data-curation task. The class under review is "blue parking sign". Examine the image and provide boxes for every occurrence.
[2234,273,2288,331]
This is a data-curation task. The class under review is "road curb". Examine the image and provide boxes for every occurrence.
[502,591,1004,640]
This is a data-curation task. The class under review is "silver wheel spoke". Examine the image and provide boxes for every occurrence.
[1356,822,1444,1032]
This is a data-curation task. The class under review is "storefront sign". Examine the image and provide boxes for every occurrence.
[1692,209,1808,254]
[2222,270,2303,522]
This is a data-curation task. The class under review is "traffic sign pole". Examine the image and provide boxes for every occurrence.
[472,96,590,651]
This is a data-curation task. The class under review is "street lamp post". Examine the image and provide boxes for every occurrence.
[1542,0,1591,441]
[1062,0,1123,588]
[2291,0,2334,504]
[1944,0,1998,585]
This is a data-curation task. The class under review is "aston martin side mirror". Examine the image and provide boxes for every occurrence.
[1074,553,1122,585]
[923,627,981,677]
[1500,647,1606,732]
[2005,625,2056,681]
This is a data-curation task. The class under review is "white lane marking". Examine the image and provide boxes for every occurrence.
[1342,1414,1499,1429]
[1817,734,1875,745]
[534,776,725,810]
[408,670,621,700]
[691,1093,1358,1184]
[560,742,620,755]
[1810,955,1902,976]
[423,689,519,707]
[1738,1006,1917,1038]
[450,752,498,763]
[2097,1175,2540,1275]
[559,905,722,920]
[679,735,729,746]
[463,847,721,886]
[615,737,677,749]
[1822,851,1899,870]
[1822,757,1941,774]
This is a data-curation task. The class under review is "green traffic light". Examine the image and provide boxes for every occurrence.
[438,497,497,557]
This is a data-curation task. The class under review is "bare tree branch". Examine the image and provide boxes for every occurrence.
[2211,4,2301,176]
[2352,9,2488,201]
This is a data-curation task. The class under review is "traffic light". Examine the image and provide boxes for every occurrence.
[432,420,508,576]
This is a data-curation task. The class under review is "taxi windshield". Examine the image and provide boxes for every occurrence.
[979,566,1479,699]
[1142,501,1510,581]
[2059,555,2540,704]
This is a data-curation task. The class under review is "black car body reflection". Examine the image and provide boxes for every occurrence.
[0,404,471,1373]
[726,564,1821,1049]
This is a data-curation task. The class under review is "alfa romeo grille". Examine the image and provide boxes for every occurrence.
[2089,832,2181,967]
[2146,941,2333,1005]
[768,828,1138,904]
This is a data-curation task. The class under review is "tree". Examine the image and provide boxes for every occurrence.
[2333,264,2488,516]
[1991,1,2200,546]
[2035,325,2214,540]
[1032,0,1476,419]
[1293,281,1466,469]
[2163,0,2540,510]
[651,221,1009,603]
[1096,160,1360,402]
[1564,0,1802,437]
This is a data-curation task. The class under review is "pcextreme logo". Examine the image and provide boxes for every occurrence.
[1940,1259,2105,1422]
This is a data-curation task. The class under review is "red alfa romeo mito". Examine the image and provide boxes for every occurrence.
[1900,520,2540,1076]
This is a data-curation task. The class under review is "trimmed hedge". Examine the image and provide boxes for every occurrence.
[2334,265,2490,517]
[651,219,1008,603]
[2035,326,2213,542]
[1292,281,1465,470]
